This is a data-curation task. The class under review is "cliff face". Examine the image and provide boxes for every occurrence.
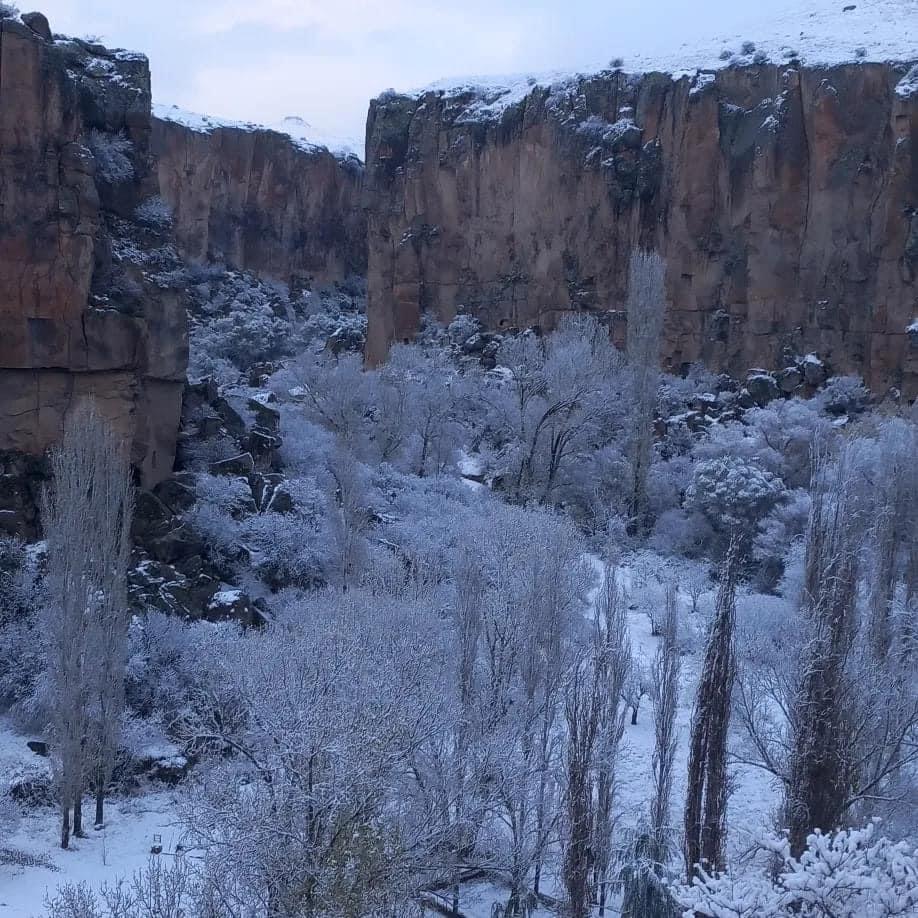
[151,115,367,286]
[0,16,187,500]
[365,63,918,398]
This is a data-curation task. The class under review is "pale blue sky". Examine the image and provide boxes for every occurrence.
[34,1,892,147]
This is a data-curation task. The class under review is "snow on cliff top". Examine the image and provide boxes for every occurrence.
[413,0,918,108]
[152,105,362,160]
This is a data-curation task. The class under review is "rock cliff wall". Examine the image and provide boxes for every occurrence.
[0,14,187,508]
[365,64,918,398]
[151,114,366,286]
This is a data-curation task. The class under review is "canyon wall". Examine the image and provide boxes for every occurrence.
[365,63,918,398]
[0,14,187,509]
[151,115,367,286]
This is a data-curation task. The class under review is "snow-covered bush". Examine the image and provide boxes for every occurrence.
[45,858,197,918]
[817,375,870,417]
[133,195,173,229]
[87,130,134,183]
[675,823,918,917]
[186,269,299,381]
[686,456,787,536]
[241,477,331,590]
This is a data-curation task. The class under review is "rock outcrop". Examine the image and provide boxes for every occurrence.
[365,64,918,398]
[151,113,367,286]
[0,16,188,496]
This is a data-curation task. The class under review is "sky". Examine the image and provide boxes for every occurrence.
[33,1,918,150]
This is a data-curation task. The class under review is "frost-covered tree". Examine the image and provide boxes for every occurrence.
[488,315,626,508]
[686,455,786,554]
[181,591,447,916]
[42,402,133,847]
[683,543,741,880]
[590,567,631,915]
[676,823,918,918]
[625,251,666,532]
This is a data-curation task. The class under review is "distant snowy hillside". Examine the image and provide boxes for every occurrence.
[415,0,918,104]
[152,104,362,160]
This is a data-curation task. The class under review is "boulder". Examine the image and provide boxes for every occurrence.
[21,11,52,41]
[213,397,246,438]
[152,473,197,514]
[206,587,266,627]
[247,396,281,432]
[210,452,255,476]
[777,366,804,393]
[247,429,282,460]
[802,353,828,386]
[745,371,780,405]
[146,524,204,565]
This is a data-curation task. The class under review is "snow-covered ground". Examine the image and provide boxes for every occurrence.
[2,551,778,917]
[430,555,780,916]
[414,0,918,117]
[0,722,182,917]
[588,558,779,854]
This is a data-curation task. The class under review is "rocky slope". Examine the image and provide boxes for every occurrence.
[152,111,366,287]
[365,62,918,398]
[0,13,187,530]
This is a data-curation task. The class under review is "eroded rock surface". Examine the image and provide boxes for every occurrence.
[366,64,918,398]
[0,18,187,486]
[152,114,367,286]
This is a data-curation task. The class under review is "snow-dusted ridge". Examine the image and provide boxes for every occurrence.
[400,0,918,116]
[152,104,363,161]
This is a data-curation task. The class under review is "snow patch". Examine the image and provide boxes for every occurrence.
[152,104,363,160]
[208,588,243,608]
[896,64,918,98]
[690,71,717,96]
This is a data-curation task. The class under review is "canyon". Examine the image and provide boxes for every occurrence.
[2,10,918,534]
[365,63,918,399]
[0,14,364,535]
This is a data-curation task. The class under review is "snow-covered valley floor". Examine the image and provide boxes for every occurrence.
[0,724,182,917]
[0,554,781,916]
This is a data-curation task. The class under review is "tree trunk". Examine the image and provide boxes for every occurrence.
[60,800,71,850]
[95,768,105,828]
[73,790,85,837]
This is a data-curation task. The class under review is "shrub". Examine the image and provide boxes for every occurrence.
[686,455,786,534]
[134,196,173,229]
[87,130,135,183]
[675,823,918,918]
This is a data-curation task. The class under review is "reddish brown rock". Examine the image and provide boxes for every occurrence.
[365,64,918,398]
[151,115,366,286]
[0,20,187,487]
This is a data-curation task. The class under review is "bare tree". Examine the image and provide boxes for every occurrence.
[683,542,740,880]
[625,251,666,533]
[42,402,133,848]
[590,567,631,916]
[87,448,134,829]
[785,443,862,856]
[562,655,602,918]
[650,588,680,848]
[735,430,918,849]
